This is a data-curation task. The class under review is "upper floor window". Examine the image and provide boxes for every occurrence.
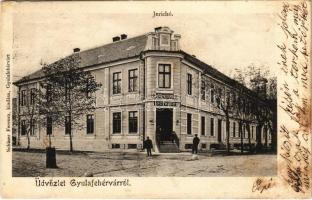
[86,114,94,134]
[46,84,52,102]
[201,80,206,100]
[129,111,138,133]
[210,85,215,103]
[158,64,171,88]
[113,112,121,134]
[30,88,36,105]
[20,90,27,106]
[65,82,70,101]
[128,69,138,92]
[232,93,236,105]
[216,88,222,108]
[187,73,192,95]
[86,78,92,98]
[113,72,121,94]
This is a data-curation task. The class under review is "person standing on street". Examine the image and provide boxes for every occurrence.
[144,136,153,157]
[192,134,200,154]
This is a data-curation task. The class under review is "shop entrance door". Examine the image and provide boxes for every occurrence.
[156,108,173,143]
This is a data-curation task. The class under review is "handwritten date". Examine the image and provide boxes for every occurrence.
[252,178,275,193]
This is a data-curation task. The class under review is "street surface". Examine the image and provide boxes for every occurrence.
[12,150,276,177]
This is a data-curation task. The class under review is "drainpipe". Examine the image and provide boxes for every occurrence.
[140,52,146,144]
[17,86,21,146]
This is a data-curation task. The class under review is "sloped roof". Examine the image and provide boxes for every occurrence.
[182,51,261,98]
[13,32,264,101]
[14,34,148,84]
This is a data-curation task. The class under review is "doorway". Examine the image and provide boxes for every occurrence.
[156,108,173,143]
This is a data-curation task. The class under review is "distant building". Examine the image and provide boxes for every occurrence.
[14,27,273,152]
[12,97,18,145]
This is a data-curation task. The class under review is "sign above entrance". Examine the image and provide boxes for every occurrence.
[154,101,177,107]
[151,93,178,100]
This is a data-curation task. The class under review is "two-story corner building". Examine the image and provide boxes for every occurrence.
[14,26,273,152]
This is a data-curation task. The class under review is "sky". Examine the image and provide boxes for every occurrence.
[12,1,282,81]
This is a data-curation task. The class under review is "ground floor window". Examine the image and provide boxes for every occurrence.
[128,144,137,149]
[113,112,121,133]
[112,144,120,149]
[251,126,254,139]
[243,124,247,138]
[232,122,236,137]
[86,114,94,134]
[30,119,35,136]
[128,111,138,133]
[187,113,192,135]
[201,116,205,136]
[210,118,214,136]
[21,120,27,136]
[185,144,192,149]
[47,117,52,135]
[65,116,71,135]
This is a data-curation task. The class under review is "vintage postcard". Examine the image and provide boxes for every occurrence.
[0,0,311,198]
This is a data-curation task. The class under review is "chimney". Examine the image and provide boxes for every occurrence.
[113,36,120,42]
[73,48,80,53]
[120,34,127,40]
[174,34,181,39]
[154,27,162,32]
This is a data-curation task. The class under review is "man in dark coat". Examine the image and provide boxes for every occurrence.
[192,134,200,154]
[144,136,153,157]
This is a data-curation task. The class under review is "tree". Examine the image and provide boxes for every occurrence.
[231,64,277,152]
[39,53,101,152]
[18,85,40,150]
[215,86,234,153]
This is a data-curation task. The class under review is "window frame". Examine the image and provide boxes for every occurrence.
[187,73,192,95]
[30,88,36,105]
[233,121,236,137]
[216,88,222,108]
[128,69,138,92]
[210,118,214,136]
[128,111,138,133]
[158,63,172,89]
[47,116,53,135]
[201,116,205,136]
[86,78,92,98]
[65,116,71,135]
[210,85,215,103]
[160,34,170,46]
[30,119,36,136]
[21,120,27,136]
[46,84,52,103]
[187,113,192,135]
[86,114,94,134]
[112,72,122,94]
[201,80,206,100]
[112,112,122,134]
[20,90,27,106]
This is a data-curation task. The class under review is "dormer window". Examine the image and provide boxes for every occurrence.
[160,35,169,45]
